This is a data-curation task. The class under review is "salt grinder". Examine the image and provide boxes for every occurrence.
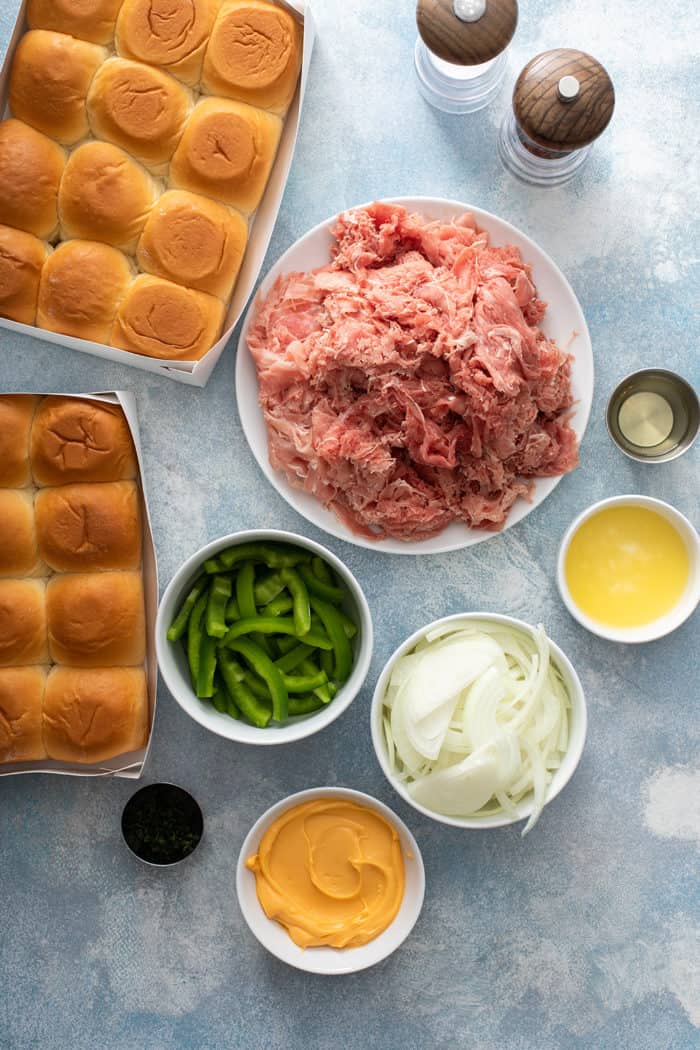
[415,0,518,114]
[498,49,615,185]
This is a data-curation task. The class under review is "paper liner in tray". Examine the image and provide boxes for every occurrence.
[0,391,158,780]
[0,1,316,387]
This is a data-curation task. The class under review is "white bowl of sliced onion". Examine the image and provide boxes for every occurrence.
[371,614,587,834]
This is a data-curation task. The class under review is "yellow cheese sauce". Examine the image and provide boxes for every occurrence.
[565,505,690,627]
[246,798,405,949]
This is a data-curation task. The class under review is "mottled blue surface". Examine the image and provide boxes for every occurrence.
[1,1,699,1048]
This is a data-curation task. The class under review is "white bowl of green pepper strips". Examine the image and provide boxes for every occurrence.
[156,531,373,744]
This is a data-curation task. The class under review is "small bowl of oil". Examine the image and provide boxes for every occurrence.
[557,495,700,643]
[606,369,698,463]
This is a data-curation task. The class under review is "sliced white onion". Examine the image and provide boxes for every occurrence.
[381,622,570,834]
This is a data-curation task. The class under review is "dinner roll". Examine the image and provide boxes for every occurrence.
[0,395,39,487]
[37,240,132,345]
[0,225,50,326]
[111,274,225,360]
[0,580,48,666]
[43,667,148,763]
[0,120,65,239]
[137,190,247,300]
[9,31,106,145]
[47,572,146,667]
[0,491,43,578]
[0,667,46,762]
[87,58,193,173]
[115,0,221,86]
[170,98,281,215]
[59,141,159,252]
[202,0,302,113]
[31,396,137,486]
[27,0,125,45]
[36,482,142,573]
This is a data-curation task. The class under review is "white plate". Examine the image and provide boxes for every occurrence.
[236,197,594,554]
[236,786,425,974]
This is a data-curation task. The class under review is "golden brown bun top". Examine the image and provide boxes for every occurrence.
[0,579,47,667]
[9,31,107,146]
[180,98,260,183]
[111,274,225,361]
[43,666,148,763]
[203,0,302,112]
[86,58,192,169]
[31,396,137,486]
[136,190,247,299]
[27,0,125,45]
[37,239,133,345]
[116,0,221,85]
[0,666,46,763]
[59,141,158,252]
[0,395,39,487]
[35,481,142,573]
[0,224,49,327]
[0,119,66,240]
[46,571,146,667]
[0,490,43,578]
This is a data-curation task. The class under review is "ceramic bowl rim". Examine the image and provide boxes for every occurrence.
[370,611,587,830]
[156,529,373,745]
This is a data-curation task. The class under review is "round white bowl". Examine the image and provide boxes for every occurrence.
[236,786,425,974]
[156,530,373,745]
[557,495,700,643]
[370,612,587,830]
[236,196,594,555]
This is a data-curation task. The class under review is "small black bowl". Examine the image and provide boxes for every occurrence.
[121,783,203,867]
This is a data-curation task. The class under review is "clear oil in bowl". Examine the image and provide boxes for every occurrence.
[606,370,699,462]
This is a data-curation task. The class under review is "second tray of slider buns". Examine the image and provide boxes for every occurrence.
[0,0,303,362]
[0,395,150,767]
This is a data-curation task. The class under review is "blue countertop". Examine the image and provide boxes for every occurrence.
[1,2,699,1048]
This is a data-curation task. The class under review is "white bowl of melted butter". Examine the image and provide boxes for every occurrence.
[558,495,700,643]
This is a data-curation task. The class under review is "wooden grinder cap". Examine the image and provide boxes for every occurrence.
[513,49,615,151]
[416,0,518,66]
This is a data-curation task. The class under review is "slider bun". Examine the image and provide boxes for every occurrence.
[31,396,137,486]
[36,482,142,573]
[111,274,225,360]
[202,0,302,114]
[87,58,193,173]
[170,98,282,215]
[47,572,146,667]
[115,0,221,87]
[0,119,65,239]
[0,224,50,326]
[0,580,48,666]
[9,30,107,145]
[43,666,148,763]
[59,141,158,252]
[137,190,247,300]
[37,240,133,345]
[0,395,39,486]
[0,667,47,762]
[0,491,43,578]
[27,0,125,45]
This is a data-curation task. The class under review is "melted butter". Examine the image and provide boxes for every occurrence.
[246,798,405,949]
[565,505,690,627]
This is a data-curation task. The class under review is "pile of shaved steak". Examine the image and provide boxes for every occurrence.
[248,203,578,542]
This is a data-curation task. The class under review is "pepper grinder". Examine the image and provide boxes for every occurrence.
[415,0,518,114]
[498,48,615,186]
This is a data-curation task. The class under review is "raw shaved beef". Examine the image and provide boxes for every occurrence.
[248,203,579,542]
